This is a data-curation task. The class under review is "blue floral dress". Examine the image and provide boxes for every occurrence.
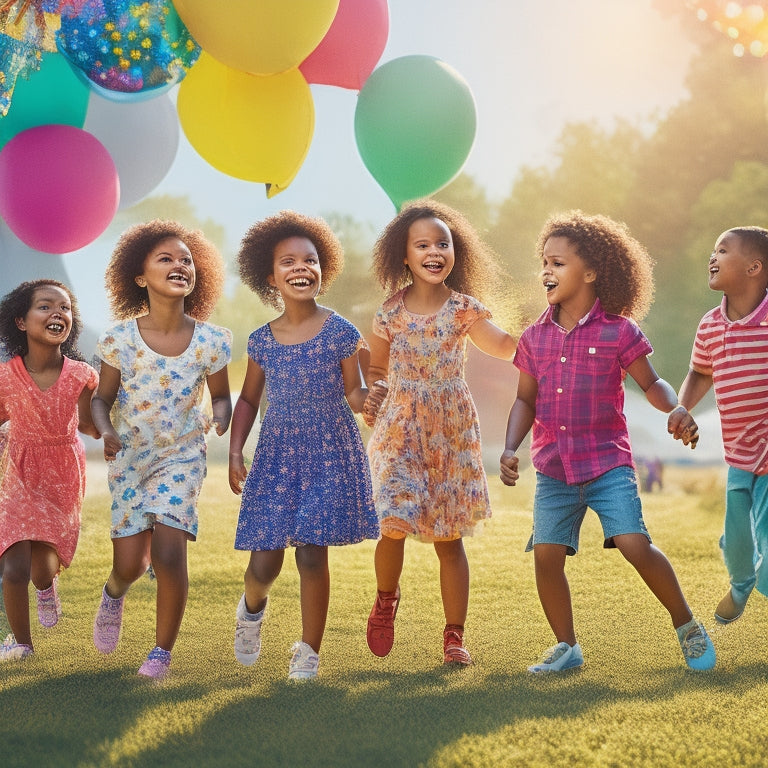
[235,313,378,549]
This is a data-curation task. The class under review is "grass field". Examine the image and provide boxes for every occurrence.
[2,461,768,768]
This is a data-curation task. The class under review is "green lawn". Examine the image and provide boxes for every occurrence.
[2,462,767,768]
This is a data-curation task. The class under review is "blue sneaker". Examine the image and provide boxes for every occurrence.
[677,618,716,671]
[528,641,584,674]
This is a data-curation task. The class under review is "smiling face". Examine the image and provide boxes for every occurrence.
[404,217,456,286]
[708,230,756,293]
[540,236,597,308]
[268,236,322,301]
[136,236,196,298]
[15,284,73,347]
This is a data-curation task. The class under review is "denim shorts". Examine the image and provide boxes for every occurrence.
[527,465,651,555]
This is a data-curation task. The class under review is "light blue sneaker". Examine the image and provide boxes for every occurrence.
[528,641,584,674]
[676,618,716,671]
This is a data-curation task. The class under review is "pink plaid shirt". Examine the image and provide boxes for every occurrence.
[514,299,652,484]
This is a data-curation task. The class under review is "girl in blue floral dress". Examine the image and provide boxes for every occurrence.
[91,220,232,680]
[229,211,377,681]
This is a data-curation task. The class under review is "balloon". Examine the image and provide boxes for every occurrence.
[300,0,388,90]
[0,125,119,254]
[56,0,200,102]
[354,55,477,209]
[0,51,90,150]
[172,0,339,75]
[84,91,179,209]
[177,53,314,195]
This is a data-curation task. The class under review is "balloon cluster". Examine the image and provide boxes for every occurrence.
[0,0,478,255]
[685,1,768,57]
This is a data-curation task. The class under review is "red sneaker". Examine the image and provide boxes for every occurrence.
[443,626,472,666]
[366,587,400,657]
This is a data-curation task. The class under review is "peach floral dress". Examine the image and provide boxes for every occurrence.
[367,289,492,541]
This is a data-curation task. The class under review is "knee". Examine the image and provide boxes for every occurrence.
[2,557,30,585]
[434,539,465,564]
[296,546,328,575]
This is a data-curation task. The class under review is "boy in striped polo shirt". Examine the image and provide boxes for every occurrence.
[673,226,768,624]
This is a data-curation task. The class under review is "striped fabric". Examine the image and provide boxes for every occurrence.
[691,291,768,474]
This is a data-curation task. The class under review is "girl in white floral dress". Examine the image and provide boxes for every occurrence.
[91,221,232,680]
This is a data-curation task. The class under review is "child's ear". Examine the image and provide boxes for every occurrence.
[584,270,597,284]
[267,274,276,288]
[747,259,763,276]
[14,317,25,331]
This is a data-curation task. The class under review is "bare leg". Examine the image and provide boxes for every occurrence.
[374,534,405,592]
[2,541,32,646]
[613,534,692,628]
[433,539,469,626]
[150,524,190,652]
[244,549,285,614]
[533,543,577,646]
[29,542,61,591]
[295,545,329,652]
[105,530,152,599]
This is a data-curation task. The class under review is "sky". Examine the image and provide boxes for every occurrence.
[0,0,697,331]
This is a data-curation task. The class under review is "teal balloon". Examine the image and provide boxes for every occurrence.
[0,53,90,150]
[354,55,477,209]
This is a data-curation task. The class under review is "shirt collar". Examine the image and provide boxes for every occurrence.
[717,289,768,326]
[540,297,605,328]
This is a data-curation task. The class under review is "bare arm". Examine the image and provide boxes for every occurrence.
[228,357,265,494]
[90,361,122,461]
[500,370,538,487]
[362,332,390,427]
[468,317,517,360]
[77,384,100,439]
[207,366,232,436]
[341,351,368,413]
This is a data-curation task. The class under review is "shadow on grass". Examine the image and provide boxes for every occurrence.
[2,661,749,768]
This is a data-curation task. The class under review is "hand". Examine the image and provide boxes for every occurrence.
[102,432,123,462]
[500,449,520,486]
[229,454,248,494]
[362,380,388,428]
[667,405,699,450]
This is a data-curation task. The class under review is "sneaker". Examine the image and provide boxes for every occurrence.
[93,586,124,654]
[288,641,319,681]
[714,588,747,624]
[366,586,400,657]
[528,642,584,674]
[234,594,265,666]
[677,618,716,671]
[138,646,171,680]
[36,575,62,628]
[443,626,472,666]
[0,633,33,661]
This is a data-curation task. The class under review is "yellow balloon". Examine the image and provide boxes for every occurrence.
[177,53,315,194]
[172,0,339,75]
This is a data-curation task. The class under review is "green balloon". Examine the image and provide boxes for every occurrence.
[0,52,90,150]
[354,55,477,209]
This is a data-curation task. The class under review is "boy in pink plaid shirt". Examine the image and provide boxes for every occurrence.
[500,211,714,674]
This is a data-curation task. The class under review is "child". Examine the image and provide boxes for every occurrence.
[671,226,768,625]
[91,220,232,680]
[229,211,378,681]
[0,280,99,661]
[362,200,516,666]
[500,210,714,674]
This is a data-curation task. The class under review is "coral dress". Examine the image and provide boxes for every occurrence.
[0,356,98,566]
[367,289,492,541]
[235,313,378,549]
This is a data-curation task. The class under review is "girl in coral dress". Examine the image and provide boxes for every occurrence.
[362,200,516,666]
[0,280,99,661]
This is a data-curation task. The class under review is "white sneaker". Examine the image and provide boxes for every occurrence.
[234,594,265,666]
[528,642,584,674]
[288,641,319,681]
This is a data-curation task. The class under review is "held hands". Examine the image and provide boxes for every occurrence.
[102,431,123,462]
[362,380,388,428]
[229,452,247,495]
[667,405,699,450]
[499,449,520,486]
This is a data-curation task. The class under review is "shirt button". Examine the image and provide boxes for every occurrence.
[559,425,566,431]
[556,388,563,394]
[560,357,566,363]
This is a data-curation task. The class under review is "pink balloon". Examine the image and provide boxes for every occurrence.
[300,0,388,90]
[0,125,119,254]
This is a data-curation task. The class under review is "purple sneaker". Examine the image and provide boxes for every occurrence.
[138,646,171,680]
[0,633,33,661]
[36,575,62,628]
[93,586,124,654]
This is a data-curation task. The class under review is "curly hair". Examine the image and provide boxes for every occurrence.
[105,220,225,321]
[0,279,84,360]
[372,199,499,302]
[536,210,654,321]
[728,226,768,264]
[237,210,345,310]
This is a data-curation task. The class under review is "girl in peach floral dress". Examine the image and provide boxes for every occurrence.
[0,280,99,661]
[362,201,516,666]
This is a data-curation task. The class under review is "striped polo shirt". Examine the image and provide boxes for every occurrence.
[691,291,768,474]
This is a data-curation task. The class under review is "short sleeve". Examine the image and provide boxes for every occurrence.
[513,327,537,378]
[616,319,653,370]
[96,326,123,370]
[372,305,389,341]
[453,293,492,335]
[332,314,364,359]
[204,323,231,375]
[690,318,713,375]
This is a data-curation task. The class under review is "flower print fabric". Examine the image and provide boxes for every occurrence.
[235,312,378,549]
[367,289,492,541]
[96,319,231,540]
[0,356,98,566]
